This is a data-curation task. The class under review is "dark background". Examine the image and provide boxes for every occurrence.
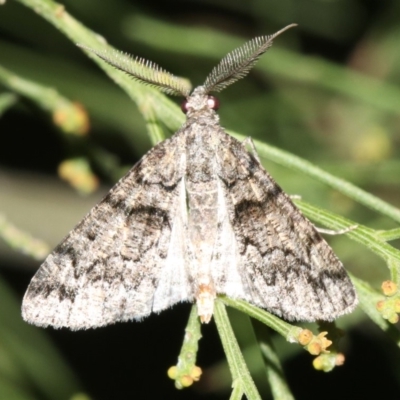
[1,0,400,399]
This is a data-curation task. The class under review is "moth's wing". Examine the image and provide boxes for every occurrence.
[22,133,193,330]
[213,132,357,321]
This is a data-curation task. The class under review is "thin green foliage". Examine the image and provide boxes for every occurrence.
[168,306,202,389]
[259,341,294,400]
[214,300,262,400]
[0,214,49,260]
[0,278,84,400]
[0,92,17,116]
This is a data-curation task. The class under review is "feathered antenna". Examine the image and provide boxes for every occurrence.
[77,44,192,97]
[202,24,297,94]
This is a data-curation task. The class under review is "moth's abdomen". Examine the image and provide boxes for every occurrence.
[186,179,220,321]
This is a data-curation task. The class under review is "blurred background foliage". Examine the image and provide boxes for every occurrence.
[0,0,400,399]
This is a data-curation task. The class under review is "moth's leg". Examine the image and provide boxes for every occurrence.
[289,194,358,235]
[241,137,261,163]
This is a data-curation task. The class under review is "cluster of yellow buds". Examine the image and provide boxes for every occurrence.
[376,280,400,324]
[297,328,344,372]
[297,329,332,355]
[53,102,89,135]
[58,158,99,194]
[167,365,202,389]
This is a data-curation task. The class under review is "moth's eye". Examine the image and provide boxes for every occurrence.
[181,99,190,114]
[207,96,220,110]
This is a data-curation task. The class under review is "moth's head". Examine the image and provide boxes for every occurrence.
[180,86,220,115]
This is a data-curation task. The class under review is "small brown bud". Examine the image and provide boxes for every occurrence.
[180,375,194,387]
[382,280,397,296]
[308,342,322,356]
[190,366,202,381]
[388,314,399,324]
[335,353,345,366]
[167,366,178,380]
[376,300,386,311]
[298,329,313,346]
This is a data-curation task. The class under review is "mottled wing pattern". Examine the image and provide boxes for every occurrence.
[22,133,193,330]
[213,130,357,321]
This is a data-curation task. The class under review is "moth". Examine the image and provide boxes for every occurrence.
[22,24,357,329]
